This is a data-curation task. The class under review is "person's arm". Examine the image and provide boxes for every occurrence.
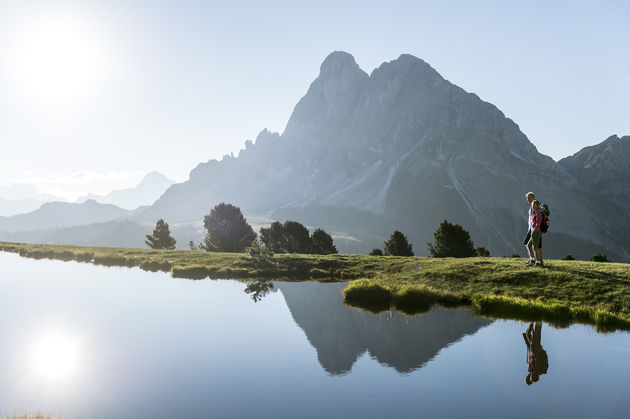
[532,212,543,231]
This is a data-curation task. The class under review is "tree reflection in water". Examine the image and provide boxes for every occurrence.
[244,279,275,302]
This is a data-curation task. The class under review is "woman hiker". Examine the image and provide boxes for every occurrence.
[527,200,544,267]
[524,192,543,267]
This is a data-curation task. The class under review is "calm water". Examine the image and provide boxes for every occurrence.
[1,252,629,419]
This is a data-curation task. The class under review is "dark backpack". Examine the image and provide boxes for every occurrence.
[540,203,550,233]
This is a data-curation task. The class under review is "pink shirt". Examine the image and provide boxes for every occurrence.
[531,211,543,231]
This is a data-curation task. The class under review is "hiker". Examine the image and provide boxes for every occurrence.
[527,200,544,267]
[522,322,549,385]
[523,192,543,267]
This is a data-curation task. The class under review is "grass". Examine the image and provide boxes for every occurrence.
[2,241,630,330]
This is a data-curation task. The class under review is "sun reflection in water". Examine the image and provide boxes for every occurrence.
[29,330,82,381]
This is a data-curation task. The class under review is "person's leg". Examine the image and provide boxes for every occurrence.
[527,236,536,265]
[538,236,543,265]
[532,231,543,267]
[524,231,534,264]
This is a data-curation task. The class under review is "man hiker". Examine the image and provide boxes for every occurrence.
[524,192,543,267]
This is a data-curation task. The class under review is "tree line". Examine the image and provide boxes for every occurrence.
[146,205,611,261]
[145,202,337,255]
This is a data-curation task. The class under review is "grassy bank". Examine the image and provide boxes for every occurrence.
[2,241,630,331]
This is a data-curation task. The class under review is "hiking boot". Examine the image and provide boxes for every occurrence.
[531,262,544,268]
[524,260,535,266]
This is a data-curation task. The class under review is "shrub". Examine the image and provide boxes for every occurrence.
[476,246,490,257]
[369,248,383,256]
[561,254,575,261]
[591,253,611,263]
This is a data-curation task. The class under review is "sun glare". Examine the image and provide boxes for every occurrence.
[29,330,82,381]
[8,14,110,111]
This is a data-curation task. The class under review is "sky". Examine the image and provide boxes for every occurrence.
[0,0,628,201]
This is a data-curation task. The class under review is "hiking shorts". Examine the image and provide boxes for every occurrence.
[523,230,542,248]
[528,230,542,249]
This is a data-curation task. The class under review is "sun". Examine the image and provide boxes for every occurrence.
[29,330,82,381]
[7,14,110,111]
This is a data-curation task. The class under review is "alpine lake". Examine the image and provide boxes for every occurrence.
[1,251,629,419]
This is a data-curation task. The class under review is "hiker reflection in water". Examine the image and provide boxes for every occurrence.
[522,322,549,385]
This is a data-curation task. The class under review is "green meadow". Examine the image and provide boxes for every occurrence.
[2,241,630,331]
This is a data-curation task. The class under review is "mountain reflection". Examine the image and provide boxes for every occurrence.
[275,282,492,374]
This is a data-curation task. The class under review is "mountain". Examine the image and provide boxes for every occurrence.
[0,199,134,233]
[78,171,175,210]
[139,51,630,260]
[558,135,630,213]
[0,184,65,216]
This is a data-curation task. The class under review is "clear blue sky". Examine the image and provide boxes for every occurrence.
[0,0,628,199]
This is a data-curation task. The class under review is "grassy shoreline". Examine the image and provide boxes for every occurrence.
[2,241,630,331]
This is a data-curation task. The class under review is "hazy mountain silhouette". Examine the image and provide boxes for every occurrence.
[275,282,491,374]
[77,171,175,210]
[0,199,134,233]
[0,184,65,217]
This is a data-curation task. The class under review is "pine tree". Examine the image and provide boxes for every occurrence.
[260,221,287,253]
[282,221,312,253]
[310,228,337,254]
[145,219,177,249]
[427,220,476,258]
[384,230,414,256]
[202,203,256,252]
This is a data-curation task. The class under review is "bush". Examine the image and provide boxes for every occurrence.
[591,253,611,263]
[245,237,274,262]
[369,248,383,256]
[561,254,575,261]
[476,246,490,257]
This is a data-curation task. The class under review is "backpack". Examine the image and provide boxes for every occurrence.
[540,203,550,233]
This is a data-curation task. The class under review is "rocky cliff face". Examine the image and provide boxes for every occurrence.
[139,52,630,260]
[559,135,630,212]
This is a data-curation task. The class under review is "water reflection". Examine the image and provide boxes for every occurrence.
[29,329,82,381]
[244,279,275,302]
[276,282,492,374]
[522,322,549,385]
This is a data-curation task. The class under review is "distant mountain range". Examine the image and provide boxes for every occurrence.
[0,184,65,217]
[77,171,175,210]
[1,52,629,260]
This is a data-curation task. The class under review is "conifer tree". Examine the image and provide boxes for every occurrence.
[384,230,414,256]
[310,228,337,254]
[427,220,476,258]
[145,219,177,249]
[202,203,256,252]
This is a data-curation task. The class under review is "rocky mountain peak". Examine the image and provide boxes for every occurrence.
[318,51,362,78]
[282,51,369,141]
